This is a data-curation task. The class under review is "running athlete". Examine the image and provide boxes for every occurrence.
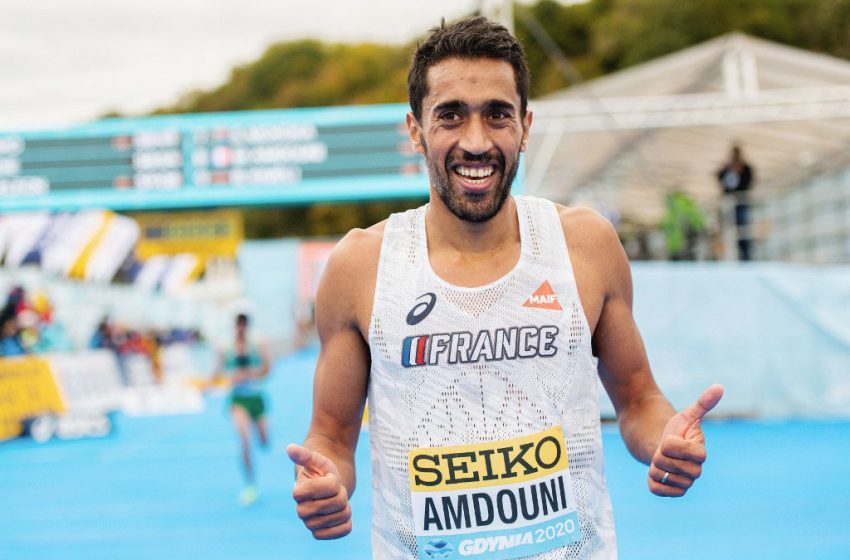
[218,313,270,505]
[287,16,723,558]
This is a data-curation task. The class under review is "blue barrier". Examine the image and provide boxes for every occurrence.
[621,262,850,418]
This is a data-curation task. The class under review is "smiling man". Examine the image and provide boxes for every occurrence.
[287,16,723,560]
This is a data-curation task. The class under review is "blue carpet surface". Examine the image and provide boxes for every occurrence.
[1,347,848,559]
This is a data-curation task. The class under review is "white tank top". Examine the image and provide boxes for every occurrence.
[367,196,617,560]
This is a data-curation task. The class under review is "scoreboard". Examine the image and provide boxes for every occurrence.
[0,103,428,212]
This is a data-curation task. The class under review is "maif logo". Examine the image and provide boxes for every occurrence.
[407,292,437,326]
[523,281,562,311]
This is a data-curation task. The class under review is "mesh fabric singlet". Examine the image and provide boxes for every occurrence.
[367,196,617,560]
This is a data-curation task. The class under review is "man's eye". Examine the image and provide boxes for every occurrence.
[440,112,460,121]
[490,111,509,120]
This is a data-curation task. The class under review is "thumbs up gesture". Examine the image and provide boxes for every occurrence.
[648,384,724,497]
[287,443,353,539]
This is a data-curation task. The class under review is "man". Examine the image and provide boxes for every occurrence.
[288,16,723,559]
[217,313,271,505]
[717,145,755,260]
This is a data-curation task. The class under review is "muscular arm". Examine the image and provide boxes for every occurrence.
[303,263,371,494]
[584,216,675,464]
[564,208,722,497]
[289,226,381,538]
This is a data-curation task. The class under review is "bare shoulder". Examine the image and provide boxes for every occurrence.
[554,204,622,259]
[317,221,387,332]
[327,221,386,273]
[553,203,631,305]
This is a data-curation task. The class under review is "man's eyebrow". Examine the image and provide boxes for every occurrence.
[432,100,467,114]
[485,100,517,112]
[431,99,517,114]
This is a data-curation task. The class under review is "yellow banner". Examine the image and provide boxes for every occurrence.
[133,209,243,258]
[0,357,65,441]
[408,426,569,492]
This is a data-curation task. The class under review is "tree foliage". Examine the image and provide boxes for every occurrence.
[241,200,425,239]
[515,0,850,90]
[157,41,410,114]
[161,0,849,117]
[149,0,850,238]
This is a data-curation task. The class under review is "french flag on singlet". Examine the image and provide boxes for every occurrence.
[401,335,429,367]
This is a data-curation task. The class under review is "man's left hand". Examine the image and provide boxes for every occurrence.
[648,384,724,497]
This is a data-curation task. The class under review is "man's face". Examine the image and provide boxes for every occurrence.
[407,57,532,223]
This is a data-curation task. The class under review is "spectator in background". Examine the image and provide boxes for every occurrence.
[90,316,117,351]
[0,310,25,357]
[90,316,133,383]
[5,286,26,315]
[0,286,70,354]
[717,144,755,260]
[1,287,27,357]
[215,313,271,506]
[29,289,71,353]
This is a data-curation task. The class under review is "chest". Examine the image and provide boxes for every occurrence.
[426,244,522,289]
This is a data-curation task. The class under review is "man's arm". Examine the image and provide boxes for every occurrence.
[587,218,674,461]
[253,341,272,380]
[287,227,379,539]
[579,214,722,497]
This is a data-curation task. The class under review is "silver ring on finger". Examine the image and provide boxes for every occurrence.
[660,471,670,485]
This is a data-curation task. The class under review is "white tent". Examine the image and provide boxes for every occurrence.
[526,32,850,231]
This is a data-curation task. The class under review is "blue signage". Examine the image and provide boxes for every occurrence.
[0,103,428,212]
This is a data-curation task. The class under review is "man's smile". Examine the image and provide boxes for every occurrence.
[447,156,503,192]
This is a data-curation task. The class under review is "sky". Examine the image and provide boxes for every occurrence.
[0,0,496,131]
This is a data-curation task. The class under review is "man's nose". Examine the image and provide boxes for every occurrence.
[458,117,493,155]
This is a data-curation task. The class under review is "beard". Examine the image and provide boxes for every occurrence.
[422,140,520,223]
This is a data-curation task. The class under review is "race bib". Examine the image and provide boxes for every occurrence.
[408,426,582,560]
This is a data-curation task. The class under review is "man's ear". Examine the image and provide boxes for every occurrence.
[406,112,426,155]
[520,110,533,153]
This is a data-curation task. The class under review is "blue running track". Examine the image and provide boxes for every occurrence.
[1,347,849,559]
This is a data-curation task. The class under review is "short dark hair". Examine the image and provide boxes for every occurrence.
[408,16,530,122]
[236,313,249,326]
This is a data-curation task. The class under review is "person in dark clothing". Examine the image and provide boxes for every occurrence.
[717,145,755,260]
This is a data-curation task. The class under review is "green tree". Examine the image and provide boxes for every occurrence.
[158,40,409,115]
[144,0,850,239]
[515,0,850,94]
[156,0,850,113]
[240,199,424,239]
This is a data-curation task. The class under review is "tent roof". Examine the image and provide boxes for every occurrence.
[525,32,850,225]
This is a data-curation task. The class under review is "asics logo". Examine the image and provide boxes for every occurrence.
[406,292,437,326]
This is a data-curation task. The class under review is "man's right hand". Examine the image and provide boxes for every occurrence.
[286,443,352,540]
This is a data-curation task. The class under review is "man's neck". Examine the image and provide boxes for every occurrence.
[424,195,519,256]
[423,196,522,288]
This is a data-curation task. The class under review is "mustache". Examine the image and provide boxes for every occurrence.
[446,149,505,168]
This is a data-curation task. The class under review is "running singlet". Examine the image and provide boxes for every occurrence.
[367,196,617,560]
[223,341,264,396]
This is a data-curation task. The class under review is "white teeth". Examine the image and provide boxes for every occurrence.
[455,165,494,178]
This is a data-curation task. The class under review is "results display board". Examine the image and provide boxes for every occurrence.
[0,104,427,212]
